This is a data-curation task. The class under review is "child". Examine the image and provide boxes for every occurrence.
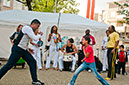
[30,29,43,70]
[117,45,128,75]
[68,36,110,85]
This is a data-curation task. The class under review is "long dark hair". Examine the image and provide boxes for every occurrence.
[16,24,23,32]
[51,25,58,34]
[111,25,116,32]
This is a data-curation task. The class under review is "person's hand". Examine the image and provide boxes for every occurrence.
[29,49,34,54]
[67,53,72,55]
[63,52,67,54]
[50,33,52,36]
[39,32,43,36]
[111,49,115,53]
[35,44,38,47]
[12,42,14,45]
[102,46,104,50]
[81,59,85,63]
[126,62,128,65]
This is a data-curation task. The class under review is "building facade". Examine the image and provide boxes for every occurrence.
[97,0,129,50]
[0,0,27,11]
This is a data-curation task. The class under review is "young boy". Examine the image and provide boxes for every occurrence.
[117,45,128,75]
[68,36,110,85]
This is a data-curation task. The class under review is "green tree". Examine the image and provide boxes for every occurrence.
[16,0,80,14]
[114,0,129,24]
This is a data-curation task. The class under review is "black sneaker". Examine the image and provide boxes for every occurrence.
[32,80,44,85]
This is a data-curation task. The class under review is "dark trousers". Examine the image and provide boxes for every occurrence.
[0,45,37,82]
[107,48,118,79]
[118,62,125,75]
[78,50,85,67]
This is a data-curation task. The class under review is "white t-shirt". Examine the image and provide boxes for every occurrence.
[17,25,41,50]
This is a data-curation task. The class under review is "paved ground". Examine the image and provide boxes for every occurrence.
[0,61,129,85]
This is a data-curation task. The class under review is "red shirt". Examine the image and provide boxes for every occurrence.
[119,51,126,62]
[84,45,95,63]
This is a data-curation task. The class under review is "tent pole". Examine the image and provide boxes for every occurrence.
[42,25,48,69]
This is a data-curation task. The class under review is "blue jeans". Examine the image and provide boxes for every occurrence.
[0,45,38,82]
[70,61,110,85]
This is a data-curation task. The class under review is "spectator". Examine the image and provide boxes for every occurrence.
[45,25,61,70]
[117,45,128,75]
[106,25,119,80]
[102,30,110,72]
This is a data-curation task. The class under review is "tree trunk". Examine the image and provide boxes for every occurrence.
[26,0,32,11]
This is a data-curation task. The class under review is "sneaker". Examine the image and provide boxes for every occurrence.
[105,77,110,80]
[68,83,72,85]
[88,69,92,73]
[71,70,75,72]
[32,80,44,85]
[0,61,2,65]
[59,69,63,72]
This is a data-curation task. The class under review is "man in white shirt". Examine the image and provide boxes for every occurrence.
[0,19,44,85]
[102,30,110,72]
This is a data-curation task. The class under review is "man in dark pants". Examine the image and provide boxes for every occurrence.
[0,19,44,85]
[105,25,119,80]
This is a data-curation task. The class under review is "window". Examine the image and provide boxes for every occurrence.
[117,22,123,27]
[3,0,10,7]
[110,12,116,18]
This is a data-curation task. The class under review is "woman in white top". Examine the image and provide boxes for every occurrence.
[45,25,61,70]
[30,29,43,70]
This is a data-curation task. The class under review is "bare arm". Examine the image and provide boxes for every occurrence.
[30,39,38,47]
[83,47,90,58]
[10,39,14,45]
[114,41,119,50]
[58,33,62,42]
[61,45,67,53]
[48,33,52,42]
[112,41,119,53]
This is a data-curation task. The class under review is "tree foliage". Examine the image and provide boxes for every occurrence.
[16,0,80,14]
[114,0,129,24]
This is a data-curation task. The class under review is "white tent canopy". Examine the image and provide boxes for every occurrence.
[0,9,109,31]
[0,10,109,63]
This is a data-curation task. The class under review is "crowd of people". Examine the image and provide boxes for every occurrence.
[0,19,128,85]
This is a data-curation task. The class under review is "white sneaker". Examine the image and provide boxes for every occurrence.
[68,83,71,85]
[88,69,92,73]
[32,80,44,85]
[59,69,63,72]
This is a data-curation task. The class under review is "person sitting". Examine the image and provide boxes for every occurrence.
[59,38,78,72]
